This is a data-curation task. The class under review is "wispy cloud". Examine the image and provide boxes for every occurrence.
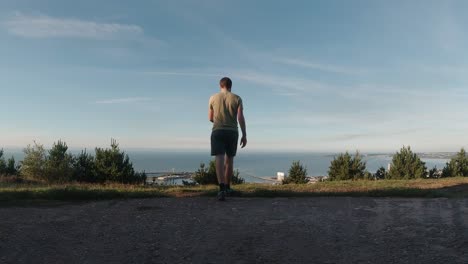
[143,71,220,78]
[273,57,368,75]
[232,71,330,94]
[95,97,152,104]
[418,64,468,77]
[3,12,144,39]
[144,69,330,95]
[322,128,422,142]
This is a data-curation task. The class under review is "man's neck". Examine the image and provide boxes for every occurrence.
[220,88,230,93]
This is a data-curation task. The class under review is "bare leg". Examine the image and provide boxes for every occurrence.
[215,155,225,185]
[224,155,234,186]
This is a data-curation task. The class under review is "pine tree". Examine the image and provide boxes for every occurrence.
[45,140,74,182]
[21,142,47,181]
[328,151,368,180]
[388,146,427,179]
[6,156,20,176]
[73,150,97,182]
[193,161,218,185]
[442,148,468,177]
[283,161,308,184]
[0,149,6,175]
[94,139,145,184]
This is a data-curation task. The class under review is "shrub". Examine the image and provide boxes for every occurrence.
[328,151,368,180]
[20,141,47,181]
[388,146,427,179]
[0,150,5,174]
[232,169,245,184]
[0,150,20,176]
[442,148,468,177]
[94,139,146,184]
[283,161,308,184]
[374,166,387,180]
[73,150,98,182]
[193,160,245,185]
[193,161,217,185]
[45,140,74,183]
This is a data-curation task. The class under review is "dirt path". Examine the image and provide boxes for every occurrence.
[1,197,467,264]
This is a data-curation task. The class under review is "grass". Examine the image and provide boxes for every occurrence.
[1,177,468,203]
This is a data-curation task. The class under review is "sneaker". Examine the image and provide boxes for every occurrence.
[217,190,226,201]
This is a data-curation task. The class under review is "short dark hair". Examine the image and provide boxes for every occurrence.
[220,77,232,89]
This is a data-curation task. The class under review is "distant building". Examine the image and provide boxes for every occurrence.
[387,163,392,171]
[277,172,285,182]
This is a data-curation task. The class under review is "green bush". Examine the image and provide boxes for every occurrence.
[94,139,146,184]
[0,150,20,176]
[388,146,427,179]
[442,148,468,177]
[328,151,368,180]
[283,161,308,184]
[232,169,245,184]
[374,166,387,180]
[20,142,47,181]
[73,150,98,182]
[19,139,146,184]
[0,150,5,174]
[45,140,74,183]
[193,161,217,185]
[193,160,245,185]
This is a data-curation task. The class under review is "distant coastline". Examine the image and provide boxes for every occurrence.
[2,149,453,182]
[326,152,456,160]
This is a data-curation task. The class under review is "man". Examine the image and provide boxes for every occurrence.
[208,77,247,201]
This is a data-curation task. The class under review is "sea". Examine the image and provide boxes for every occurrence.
[3,149,451,183]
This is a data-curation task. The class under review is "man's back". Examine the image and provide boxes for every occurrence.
[209,90,243,131]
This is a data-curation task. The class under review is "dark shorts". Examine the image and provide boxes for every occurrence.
[211,130,239,157]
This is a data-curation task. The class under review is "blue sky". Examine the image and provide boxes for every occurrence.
[0,0,467,152]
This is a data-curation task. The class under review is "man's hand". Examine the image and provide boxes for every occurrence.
[238,106,247,148]
[240,136,247,148]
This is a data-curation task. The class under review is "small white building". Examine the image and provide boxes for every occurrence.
[277,172,285,182]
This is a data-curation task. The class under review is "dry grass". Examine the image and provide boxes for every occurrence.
[1,177,467,202]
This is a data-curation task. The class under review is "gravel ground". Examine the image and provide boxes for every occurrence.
[1,197,467,264]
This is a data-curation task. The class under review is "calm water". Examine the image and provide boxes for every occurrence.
[4,149,450,183]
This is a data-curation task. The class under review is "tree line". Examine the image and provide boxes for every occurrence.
[3,143,467,185]
[0,139,146,184]
[282,146,468,184]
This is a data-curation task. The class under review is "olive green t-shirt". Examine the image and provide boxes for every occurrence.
[209,90,243,132]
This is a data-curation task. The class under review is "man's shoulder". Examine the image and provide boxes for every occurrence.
[230,92,242,100]
[209,93,219,101]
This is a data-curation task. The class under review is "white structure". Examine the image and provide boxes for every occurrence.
[387,163,392,171]
[277,172,285,181]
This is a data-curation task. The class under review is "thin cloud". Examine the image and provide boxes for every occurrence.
[273,57,368,75]
[419,64,468,76]
[323,128,422,142]
[144,69,330,94]
[143,71,220,78]
[95,97,152,104]
[3,12,144,39]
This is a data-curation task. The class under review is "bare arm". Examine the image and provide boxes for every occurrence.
[208,96,214,122]
[208,109,214,123]
[238,106,247,148]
